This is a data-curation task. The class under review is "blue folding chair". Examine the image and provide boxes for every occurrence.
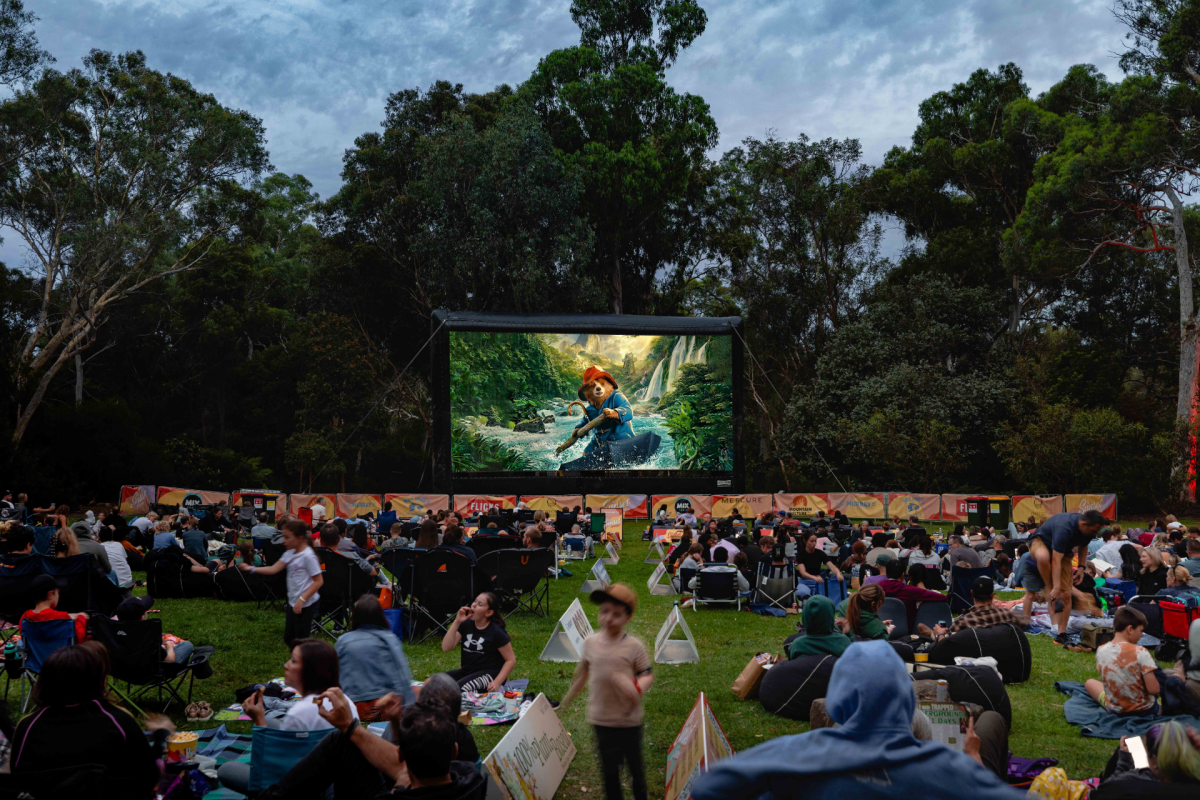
[5,617,76,712]
[247,726,335,793]
[949,564,996,614]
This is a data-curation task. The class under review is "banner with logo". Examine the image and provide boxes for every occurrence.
[829,493,887,518]
[603,508,623,542]
[1011,495,1063,524]
[586,494,649,519]
[335,494,382,518]
[289,494,336,517]
[230,491,286,517]
[519,495,583,514]
[454,495,518,515]
[940,494,974,523]
[155,487,230,510]
[383,494,451,516]
[887,493,941,521]
[483,693,576,800]
[118,485,156,516]
[1064,494,1118,519]
[772,493,830,517]
[711,494,773,518]
[650,495,713,519]
[664,693,734,800]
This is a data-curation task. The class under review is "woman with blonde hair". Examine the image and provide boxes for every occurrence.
[52,528,80,557]
[1138,545,1169,596]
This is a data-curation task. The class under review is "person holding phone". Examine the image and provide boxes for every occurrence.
[440,592,515,692]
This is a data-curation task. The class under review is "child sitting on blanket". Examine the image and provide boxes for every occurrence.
[1085,607,1161,717]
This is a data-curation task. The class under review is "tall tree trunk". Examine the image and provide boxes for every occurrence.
[74,353,83,408]
[610,246,623,314]
[1166,186,1198,501]
[1009,275,1021,336]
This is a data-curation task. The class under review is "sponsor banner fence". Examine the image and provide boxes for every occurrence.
[336,493,382,518]
[383,494,451,516]
[289,494,336,516]
[829,492,887,518]
[519,495,583,514]
[585,494,649,519]
[1064,494,1118,519]
[155,487,230,510]
[940,494,972,523]
[772,493,830,516]
[711,494,773,518]
[454,494,518,515]
[1011,495,1063,524]
[887,493,941,521]
[650,495,713,519]
[118,485,156,516]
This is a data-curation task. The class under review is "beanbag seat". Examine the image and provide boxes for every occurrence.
[927,623,1031,684]
[914,664,1012,728]
[759,652,839,721]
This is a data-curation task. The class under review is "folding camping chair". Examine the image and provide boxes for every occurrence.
[754,568,795,612]
[262,541,287,567]
[313,549,377,639]
[468,535,524,560]
[247,726,335,794]
[0,555,42,643]
[881,597,910,639]
[692,566,741,611]
[379,548,420,605]
[914,601,954,634]
[480,548,553,617]
[90,615,213,714]
[560,535,591,561]
[409,550,475,644]
[4,617,75,712]
[948,564,996,614]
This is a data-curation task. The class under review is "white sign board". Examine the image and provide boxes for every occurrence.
[602,541,620,566]
[648,561,677,596]
[655,604,700,664]
[580,558,611,593]
[538,598,594,662]
[484,693,576,800]
[644,542,666,564]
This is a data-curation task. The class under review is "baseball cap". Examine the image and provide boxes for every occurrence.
[875,552,894,567]
[590,583,638,615]
[971,576,995,598]
[115,595,155,621]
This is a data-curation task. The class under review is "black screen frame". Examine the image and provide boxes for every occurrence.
[431,311,743,495]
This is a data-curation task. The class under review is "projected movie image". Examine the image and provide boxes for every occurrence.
[450,331,733,473]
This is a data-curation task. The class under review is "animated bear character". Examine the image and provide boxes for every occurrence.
[574,366,634,454]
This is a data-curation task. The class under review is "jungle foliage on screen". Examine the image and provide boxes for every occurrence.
[449,331,733,474]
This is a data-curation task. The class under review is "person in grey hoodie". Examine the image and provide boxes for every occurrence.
[335,595,416,720]
[70,521,112,574]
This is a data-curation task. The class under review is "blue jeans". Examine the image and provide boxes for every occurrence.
[172,640,194,666]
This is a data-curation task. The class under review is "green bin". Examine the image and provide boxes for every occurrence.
[965,496,988,528]
[988,497,1011,530]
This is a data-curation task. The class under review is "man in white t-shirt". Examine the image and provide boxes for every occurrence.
[310,502,326,523]
[98,527,134,591]
[131,511,158,535]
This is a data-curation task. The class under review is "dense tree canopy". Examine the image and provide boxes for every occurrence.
[5,0,1200,511]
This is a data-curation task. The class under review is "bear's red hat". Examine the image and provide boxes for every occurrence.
[580,365,618,390]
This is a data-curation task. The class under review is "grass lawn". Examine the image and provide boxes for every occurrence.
[5,521,1151,797]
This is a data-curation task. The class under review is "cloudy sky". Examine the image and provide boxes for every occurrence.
[4,0,1132,265]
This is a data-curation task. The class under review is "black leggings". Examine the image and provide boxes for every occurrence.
[594,724,647,800]
[284,600,319,646]
[447,667,495,692]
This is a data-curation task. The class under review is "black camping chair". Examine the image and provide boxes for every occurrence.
[90,615,213,713]
[313,548,377,640]
[914,600,954,634]
[693,566,741,611]
[468,535,524,560]
[479,548,553,617]
[379,548,421,604]
[949,564,996,614]
[409,550,475,644]
[0,555,43,638]
[881,597,910,639]
[262,541,287,566]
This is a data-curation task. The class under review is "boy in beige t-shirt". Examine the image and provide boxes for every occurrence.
[559,583,653,800]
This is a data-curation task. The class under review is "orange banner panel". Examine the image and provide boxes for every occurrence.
[454,495,518,515]
[519,495,584,514]
[829,493,887,518]
[772,493,830,517]
[1064,494,1118,519]
[1011,495,1063,524]
[383,494,451,516]
[119,485,156,516]
[940,494,973,523]
[650,495,713,519]
[336,494,383,518]
[711,494,774,518]
[886,493,941,521]
[289,494,336,517]
[586,494,649,519]
[155,487,230,509]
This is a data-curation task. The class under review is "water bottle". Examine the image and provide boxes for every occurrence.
[4,640,22,676]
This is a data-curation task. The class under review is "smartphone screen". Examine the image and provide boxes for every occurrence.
[1127,736,1150,770]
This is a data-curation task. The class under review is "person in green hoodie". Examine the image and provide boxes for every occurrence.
[787,595,852,659]
[835,585,893,641]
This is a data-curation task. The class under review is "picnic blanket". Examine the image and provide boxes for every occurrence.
[1054,681,1200,738]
